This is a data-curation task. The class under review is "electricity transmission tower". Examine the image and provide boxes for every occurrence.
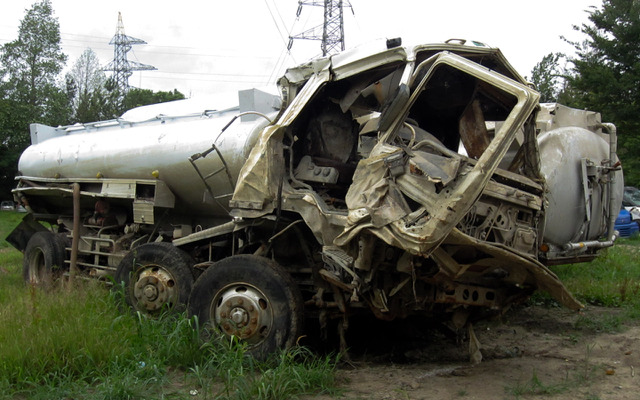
[288,0,353,56]
[104,12,156,95]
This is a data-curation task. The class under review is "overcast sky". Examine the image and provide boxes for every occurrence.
[0,0,600,98]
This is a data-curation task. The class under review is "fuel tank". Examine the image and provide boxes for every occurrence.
[539,125,622,246]
[17,92,278,217]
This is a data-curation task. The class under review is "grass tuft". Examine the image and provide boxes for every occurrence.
[506,369,567,398]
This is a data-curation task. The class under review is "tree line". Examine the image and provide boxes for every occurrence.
[529,0,640,187]
[0,0,184,197]
[1,0,639,198]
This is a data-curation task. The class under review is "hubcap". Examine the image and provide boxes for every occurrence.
[133,265,177,311]
[212,284,272,344]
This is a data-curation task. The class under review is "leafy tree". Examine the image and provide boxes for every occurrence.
[0,0,69,197]
[0,100,33,197]
[529,52,568,103]
[0,0,67,114]
[122,88,185,112]
[563,0,640,186]
[66,48,108,123]
[101,77,125,120]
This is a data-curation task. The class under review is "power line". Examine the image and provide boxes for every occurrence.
[126,70,278,87]
[103,12,156,96]
[263,0,291,52]
[150,70,272,78]
[58,32,278,59]
[288,0,353,56]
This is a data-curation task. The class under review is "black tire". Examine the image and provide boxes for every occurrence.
[188,255,303,360]
[22,231,67,287]
[115,242,194,315]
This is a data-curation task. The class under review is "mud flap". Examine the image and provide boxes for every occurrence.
[5,213,49,252]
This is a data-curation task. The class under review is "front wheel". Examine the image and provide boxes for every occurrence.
[188,255,303,360]
[115,242,194,315]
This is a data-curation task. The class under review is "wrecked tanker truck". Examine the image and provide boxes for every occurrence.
[8,39,623,359]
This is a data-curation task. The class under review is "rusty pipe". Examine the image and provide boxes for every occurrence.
[70,182,80,280]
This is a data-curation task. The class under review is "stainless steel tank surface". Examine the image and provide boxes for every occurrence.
[539,126,622,245]
[18,113,273,216]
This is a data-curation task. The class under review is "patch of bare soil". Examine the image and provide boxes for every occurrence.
[304,305,640,400]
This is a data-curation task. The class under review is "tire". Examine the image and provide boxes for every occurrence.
[115,242,194,315]
[188,255,303,360]
[23,231,67,287]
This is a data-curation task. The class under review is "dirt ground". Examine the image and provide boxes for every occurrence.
[303,305,640,400]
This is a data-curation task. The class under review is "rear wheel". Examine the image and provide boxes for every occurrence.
[115,242,194,315]
[22,231,66,287]
[188,255,303,360]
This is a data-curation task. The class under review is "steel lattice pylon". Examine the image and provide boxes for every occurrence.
[104,12,156,94]
[288,0,353,56]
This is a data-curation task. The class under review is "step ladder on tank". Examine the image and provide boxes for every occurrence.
[188,111,273,213]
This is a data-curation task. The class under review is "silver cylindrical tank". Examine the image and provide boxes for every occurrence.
[18,113,273,217]
[539,126,623,246]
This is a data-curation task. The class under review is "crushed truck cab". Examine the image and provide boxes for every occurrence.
[9,39,622,359]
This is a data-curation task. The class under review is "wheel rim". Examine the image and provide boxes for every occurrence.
[211,283,273,344]
[27,248,46,284]
[132,264,179,312]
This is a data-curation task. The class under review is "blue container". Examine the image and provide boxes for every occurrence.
[614,209,639,238]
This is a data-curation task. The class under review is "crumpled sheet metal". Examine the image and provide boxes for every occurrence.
[282,193,348,247]
[336,53,541,254]
[444,228,583,310]
[330,140,582,309]
[333,143,444,254]
[332,140,471,256]
[228,124,283,217]
[230,72,330,217]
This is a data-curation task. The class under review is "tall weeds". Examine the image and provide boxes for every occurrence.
[0,270,337,399]
[0,212,338,399]
[551,237,640,311]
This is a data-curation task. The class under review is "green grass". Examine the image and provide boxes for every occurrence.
[505,344,601,399]
[0,210,26,249]
[541,235,640,332]
[0,277,338,399]
[505,369,568,398]
[551,237,640,308]
[0,211,29,298]
[0,212,338,400]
